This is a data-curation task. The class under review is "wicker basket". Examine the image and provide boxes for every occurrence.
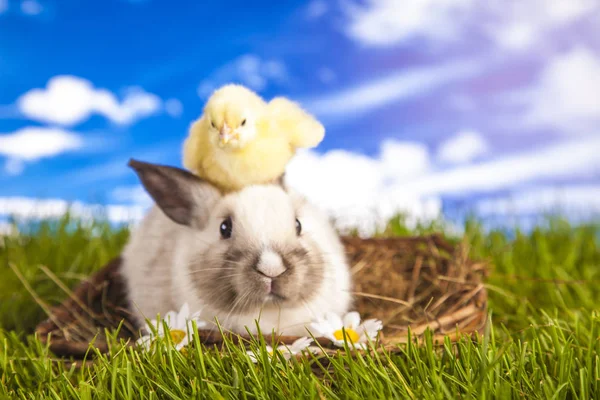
[35,234,488,359]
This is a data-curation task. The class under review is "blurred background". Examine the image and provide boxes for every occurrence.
[0,0,599,236]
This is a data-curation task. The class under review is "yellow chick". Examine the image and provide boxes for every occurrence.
[182,84,325,192]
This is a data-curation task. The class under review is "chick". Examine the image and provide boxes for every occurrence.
[182,84,325,193]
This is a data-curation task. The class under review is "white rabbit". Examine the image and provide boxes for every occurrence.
[120,159,352,336]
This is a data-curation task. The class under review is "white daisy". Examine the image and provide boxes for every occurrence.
[135,302,207,351]
[135,334,153,350]
[247,337,314,363]
[309,311,382,350]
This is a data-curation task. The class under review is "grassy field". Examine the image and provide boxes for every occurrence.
[1,214,599,399]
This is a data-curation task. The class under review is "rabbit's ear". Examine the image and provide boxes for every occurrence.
[128,159,221,229]
[274,173,287,191]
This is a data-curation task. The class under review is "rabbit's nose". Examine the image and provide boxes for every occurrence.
[256,250,286,278]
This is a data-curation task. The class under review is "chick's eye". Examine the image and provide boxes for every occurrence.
[220,217,232,239]
[241,119,246,126]
[211,121,216,128]
[295,218,302,236]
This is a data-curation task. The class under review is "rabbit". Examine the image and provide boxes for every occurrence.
[120,159,352,337]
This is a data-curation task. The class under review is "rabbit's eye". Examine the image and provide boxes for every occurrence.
[295,219,302,236]
[241,119,246,126]
[220,217,232,239]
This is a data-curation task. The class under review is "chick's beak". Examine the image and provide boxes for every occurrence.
[219,124,232,145]
[219,124,239,145]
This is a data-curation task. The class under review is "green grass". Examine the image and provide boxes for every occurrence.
[1,214,599,398]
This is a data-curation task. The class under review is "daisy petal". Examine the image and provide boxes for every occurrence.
[180,302,190,318]
[325,312,344,329]
[136,335,150,345]
[353,342,369,350]
[164,311,178,326]
[275,346,295,360]
[343,312,361,330]
[141,323,152,335]
[177,304,189,328]
[189,310,203,322]
[306,345,323,355]
[309,321,330,337]
[179,335,190,348]
[359,319,383,339]
[136,335,153,350]
[246,351,259,363]
[289,337,313,353]
[147,318,160,332]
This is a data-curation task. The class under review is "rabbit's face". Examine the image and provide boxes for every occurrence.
[187,186,326,313]
[127,159,329,316]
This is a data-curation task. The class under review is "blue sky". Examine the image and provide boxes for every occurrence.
[1,0,599,234]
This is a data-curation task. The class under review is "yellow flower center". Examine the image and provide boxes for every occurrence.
[333,328,360,344]
[169,329,186,345]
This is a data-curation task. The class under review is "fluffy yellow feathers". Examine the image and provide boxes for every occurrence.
[182,84,324,192]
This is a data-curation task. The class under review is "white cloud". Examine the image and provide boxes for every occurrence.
[0,197,148,224]
[475,185,600,216]
[2,134,599,234]
[112,86,162,124]
[21,0,42,15]
[165,98,183,117]
[197,54,288,98]
[436,130,489,165]
[0,127,82,161]
[511,48,600,134]
[110,185,152,206]
[488,0,597,50]
[343,0,474,47]
[287,133,600,234]
[305,58,483,118]
[305,0,328,19]
[286,141,440,236]
[342,0,598,50]
[0,0,8,14]
[17,75,163,126]
[0,220,17,236]
[398,135,600,197]
[380,140,429,180]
